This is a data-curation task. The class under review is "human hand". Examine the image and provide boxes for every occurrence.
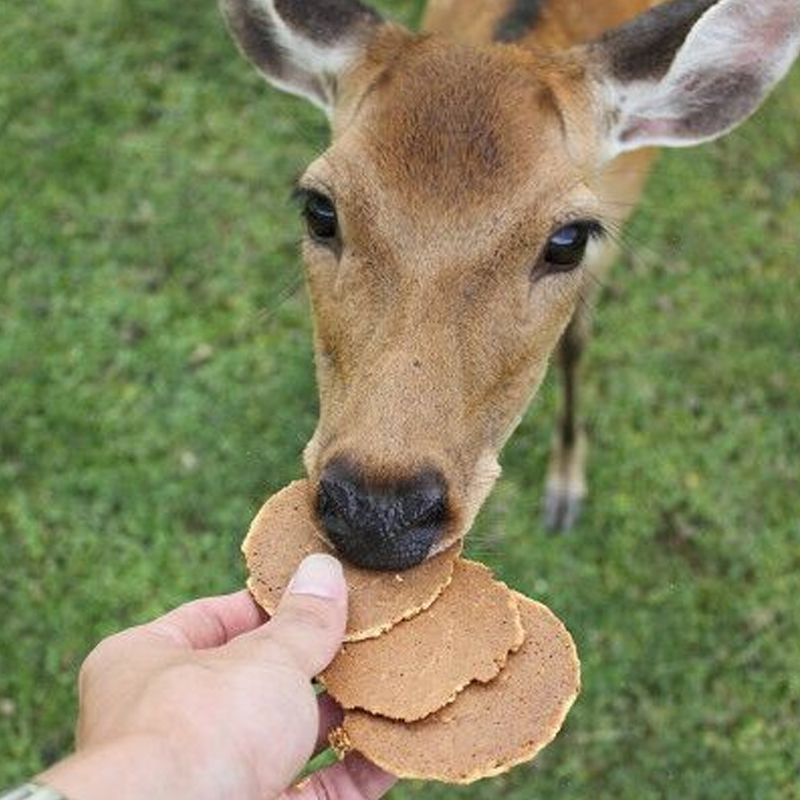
[39,554,395,800]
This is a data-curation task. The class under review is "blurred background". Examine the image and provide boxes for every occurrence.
[1,0,799,797]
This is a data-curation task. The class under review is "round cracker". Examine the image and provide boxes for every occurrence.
[243,480,461,642]
[338,594,580,783]
[320,560,524,721]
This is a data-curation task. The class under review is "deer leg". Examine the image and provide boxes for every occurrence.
[541,149,655,531]
[543,227,626,532]
[544,306,590,532]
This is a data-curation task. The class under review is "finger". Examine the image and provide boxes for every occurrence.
[284,754,397,800]
[314,692,344,757]
[236,554,348,678]
[140,590,267,650]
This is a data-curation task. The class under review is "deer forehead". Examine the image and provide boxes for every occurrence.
[305,35,600,262]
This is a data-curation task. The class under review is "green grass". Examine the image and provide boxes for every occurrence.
[1,0,799,797]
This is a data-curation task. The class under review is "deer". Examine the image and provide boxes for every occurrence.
[218,0,800,571]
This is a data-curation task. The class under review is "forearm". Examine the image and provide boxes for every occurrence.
[37,736,196,800]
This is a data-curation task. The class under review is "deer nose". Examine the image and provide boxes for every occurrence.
[316,460,449,571]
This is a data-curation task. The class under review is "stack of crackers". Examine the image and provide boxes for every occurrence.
[243,480,580,784]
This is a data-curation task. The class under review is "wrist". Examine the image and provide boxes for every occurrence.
[37,735,193,800]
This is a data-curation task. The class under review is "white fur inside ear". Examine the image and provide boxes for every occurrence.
[603,0,800,158]
[263,0,364,113]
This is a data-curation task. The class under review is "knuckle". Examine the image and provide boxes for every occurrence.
[78,631,123,682]
[77,652,96,690]
[307,771,342,800]
[258,632,313,674]
[158,659,217,689]
[282,597,337,635]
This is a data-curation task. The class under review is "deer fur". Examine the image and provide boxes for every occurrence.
[219,0,800,562]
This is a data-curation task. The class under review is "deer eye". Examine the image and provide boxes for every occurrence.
[302,191,338,243]
[543,222,601,272]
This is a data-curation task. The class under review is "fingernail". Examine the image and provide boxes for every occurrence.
[288,554,345,600]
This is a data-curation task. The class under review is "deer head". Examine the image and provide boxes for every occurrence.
[220,0,799,570]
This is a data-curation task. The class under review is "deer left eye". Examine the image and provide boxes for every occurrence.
[543,222,600,271]
[302,191,338,243]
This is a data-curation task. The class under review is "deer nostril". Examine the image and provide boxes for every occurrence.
[318,475,357,522]
[315,460,449,571]
[404,490,447,529]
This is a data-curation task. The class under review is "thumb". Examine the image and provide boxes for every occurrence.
[241,554,348,678]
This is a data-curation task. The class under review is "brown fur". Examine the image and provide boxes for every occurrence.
[297,2,663,547]
[216,0,798,549]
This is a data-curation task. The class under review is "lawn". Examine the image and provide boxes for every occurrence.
[1,0,799,797]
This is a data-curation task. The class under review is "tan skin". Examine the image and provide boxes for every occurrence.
[38,555,395,800]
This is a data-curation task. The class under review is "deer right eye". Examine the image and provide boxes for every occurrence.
[302,192,338,243]
[540,221,605,275]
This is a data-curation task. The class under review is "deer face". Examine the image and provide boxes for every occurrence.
[300,34,602,568]
[221,0,799,569]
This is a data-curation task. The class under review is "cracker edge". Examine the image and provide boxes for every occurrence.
[320,566,526,722]
[340,595,581,784]
[328,726,353,760]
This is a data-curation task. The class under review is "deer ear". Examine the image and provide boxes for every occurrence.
[587,0,800,159]
[219,0,384,114]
